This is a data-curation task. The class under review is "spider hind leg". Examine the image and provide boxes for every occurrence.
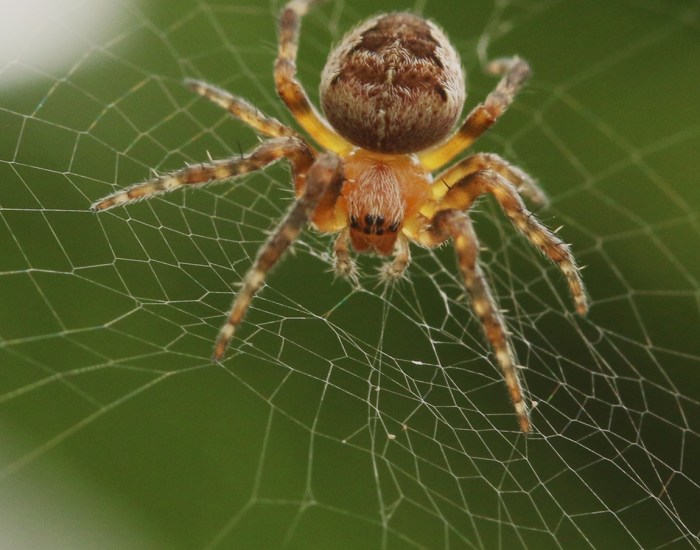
[275,0,352,153]
[185,79,298,139]
[419,56,531,171]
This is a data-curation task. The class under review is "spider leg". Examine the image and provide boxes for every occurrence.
[419,57,531,171]
[426,210,530,432]
[213,152,344,361]
[432,152,549,208]
[185,79,299,139]
[91,137,314,211]
[276,0,352,154]
[440,169,589,315]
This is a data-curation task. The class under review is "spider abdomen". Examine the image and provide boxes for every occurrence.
[320,12,465,154]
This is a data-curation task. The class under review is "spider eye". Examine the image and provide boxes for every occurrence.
[320,13,465,154]
[352,212,401,237]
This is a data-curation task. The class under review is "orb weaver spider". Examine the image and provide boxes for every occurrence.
[92,0,588,432]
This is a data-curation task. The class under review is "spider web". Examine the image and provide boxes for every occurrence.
[1,0,699,547]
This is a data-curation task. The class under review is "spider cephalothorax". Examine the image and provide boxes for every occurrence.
[92,0,588,433]
[338,149,429,256]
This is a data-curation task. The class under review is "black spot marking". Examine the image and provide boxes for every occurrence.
[434,85,448,102]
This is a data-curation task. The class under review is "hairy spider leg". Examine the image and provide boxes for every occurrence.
[422,210,530,433]
[438,169,589,315]
[419,57,532,172]
[185,79,299,139]
[431,152,549,208]
[213,152,344,360]
[276,0,353,154]
[90,137,314,211]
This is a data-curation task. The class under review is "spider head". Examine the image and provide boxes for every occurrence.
[320,12,465,154]
[340,151,407,255]
[340,149,431,256]
[348,212,401,256]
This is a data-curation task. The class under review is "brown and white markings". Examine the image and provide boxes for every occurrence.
[92,0,588,433]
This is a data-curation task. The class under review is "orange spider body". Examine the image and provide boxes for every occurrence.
[309,149,432,256]
[92,0,588,432]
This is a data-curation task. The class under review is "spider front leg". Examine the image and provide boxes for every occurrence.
[419,57,531,171]
[91,137,314,211]
[440,169,589,315]
[213,152,344,361]
[426,210,530,432]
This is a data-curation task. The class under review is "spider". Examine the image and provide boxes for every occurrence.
[91,0,588,433]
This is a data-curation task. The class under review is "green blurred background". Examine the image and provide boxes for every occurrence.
[1,0,699,548]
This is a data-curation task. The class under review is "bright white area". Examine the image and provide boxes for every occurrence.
[0,420,166,549]
[0,0,125,85]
